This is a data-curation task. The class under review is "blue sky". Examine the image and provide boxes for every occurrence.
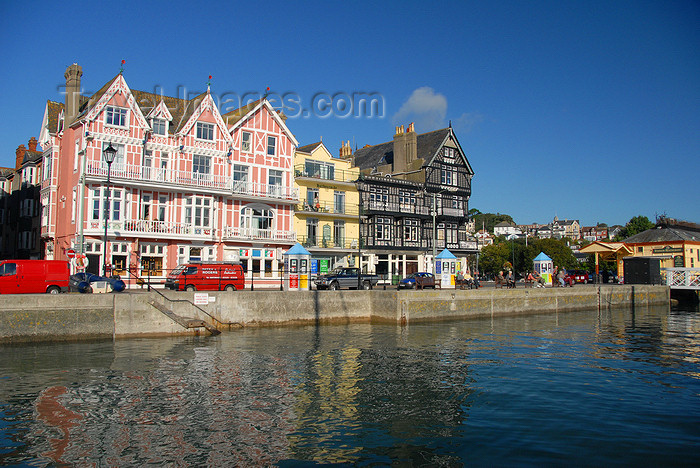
[1,0,698,227]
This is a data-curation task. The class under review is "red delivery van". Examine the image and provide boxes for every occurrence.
[0,260,70,294]
[164,262,245,291]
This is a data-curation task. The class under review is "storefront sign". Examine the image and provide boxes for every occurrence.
[652,246,683,254]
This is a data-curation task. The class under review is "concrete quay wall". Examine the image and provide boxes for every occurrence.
[0,285,669,343]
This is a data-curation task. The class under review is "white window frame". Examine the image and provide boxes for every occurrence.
[105,106,128,128]
[241,131,252,152]
[267,135,276,156]
[196,122,215,141]
[192,154,211,176]
[184,196,211,228]
[152,118,167,136]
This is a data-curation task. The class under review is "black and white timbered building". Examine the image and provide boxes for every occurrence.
[350,123,475,278]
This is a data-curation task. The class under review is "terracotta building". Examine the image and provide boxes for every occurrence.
[38,64,298,287]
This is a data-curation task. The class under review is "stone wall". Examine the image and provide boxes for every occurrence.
[0,285,670,343]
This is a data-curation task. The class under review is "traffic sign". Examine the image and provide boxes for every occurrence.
[66,249,76,259]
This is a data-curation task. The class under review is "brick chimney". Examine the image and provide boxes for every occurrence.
[27,137,38,152]
[339,140,353,160]
[15,144,26,169]
[393,123,417,173]
[405,122,417,164]
[64,63,83,126]
[393,125,406,173]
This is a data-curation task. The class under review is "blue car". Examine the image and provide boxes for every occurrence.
[398,272,436,289]
[70,272,126,293]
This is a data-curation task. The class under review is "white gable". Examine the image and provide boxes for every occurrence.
[178,91,233,144]
[84,74,150,129]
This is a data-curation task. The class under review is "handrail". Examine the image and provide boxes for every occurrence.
[123,266,243,330]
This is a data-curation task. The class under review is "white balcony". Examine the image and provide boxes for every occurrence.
[86,162,298,201]
[232,180,298,201]
[222,226,296,242]
[85,219,211,239]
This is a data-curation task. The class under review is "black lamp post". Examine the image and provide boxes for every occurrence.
[103,143,117,277]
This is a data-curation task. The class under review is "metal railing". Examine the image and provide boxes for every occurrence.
[663,268,700,290]
[294,201,359,216]
[87,162,299,200]
[221,226,296,242]
[294,164,359,183]
[296,235,359,250]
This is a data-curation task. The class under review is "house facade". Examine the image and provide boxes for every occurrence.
[493,221,520,237]
[0,138,43,259]
[38,64,298,287]
[351,124,476,279]
[623,218,700,270]
[293,141,360,273]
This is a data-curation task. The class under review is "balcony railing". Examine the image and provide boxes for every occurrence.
[366,201,430,215]
[295,201,359,217]
[296,235,359,250]
[222,226,296,242]
[231,180,298,200]
[86,162,298,200]
[294,164,359,183]
[87,219,208,237]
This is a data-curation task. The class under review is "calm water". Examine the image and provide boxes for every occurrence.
[1,305,700,467]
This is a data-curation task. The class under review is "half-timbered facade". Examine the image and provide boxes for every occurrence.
[38,64,298,287]
[351,123,475,279]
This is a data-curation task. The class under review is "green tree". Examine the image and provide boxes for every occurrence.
[479,242,511,278]
[524,238,578,271]
[614,215,654,241]
[472,212,514,233]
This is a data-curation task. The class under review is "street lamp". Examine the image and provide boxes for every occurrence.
[102,143,117,277]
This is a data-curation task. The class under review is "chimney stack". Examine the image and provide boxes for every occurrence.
[64,63,83,126]
[393,125,407,173]
[405,122,417,164]
[28,137,38,152]
[339,140,353,160]
[15,144,26,169]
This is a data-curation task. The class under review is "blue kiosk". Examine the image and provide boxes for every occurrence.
[533,252,554,285]
[283,243,312,291]
[436,249,457,288]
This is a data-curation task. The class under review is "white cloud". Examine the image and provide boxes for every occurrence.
[393,87,447,131]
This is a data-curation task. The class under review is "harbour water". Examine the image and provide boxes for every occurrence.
[1,304,699,466]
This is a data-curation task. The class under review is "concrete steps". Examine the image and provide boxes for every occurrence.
[148,300,221,336]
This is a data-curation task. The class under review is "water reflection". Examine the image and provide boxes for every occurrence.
[1,305,699,466]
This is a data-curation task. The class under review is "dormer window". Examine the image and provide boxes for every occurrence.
[106,106,128,127]
[152,118,167,136]
[197,122,215,141]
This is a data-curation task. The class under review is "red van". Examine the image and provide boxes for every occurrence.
[164,262,245,291]
[0,260,70,294]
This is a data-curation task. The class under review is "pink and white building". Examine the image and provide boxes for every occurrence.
[38,64,298,288]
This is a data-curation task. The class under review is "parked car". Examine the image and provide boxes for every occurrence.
[602,270,619,283]
[314,267,380,290]
[0,260,70,294]
[398,272,437,289]
[164,262,245,291]
[568,270,590,284]
[70,272,126,293]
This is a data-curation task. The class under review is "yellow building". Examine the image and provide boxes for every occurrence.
[293,142,360,274]
[622,218,700,271]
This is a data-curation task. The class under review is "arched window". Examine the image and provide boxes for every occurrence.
[240,205,274,238]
